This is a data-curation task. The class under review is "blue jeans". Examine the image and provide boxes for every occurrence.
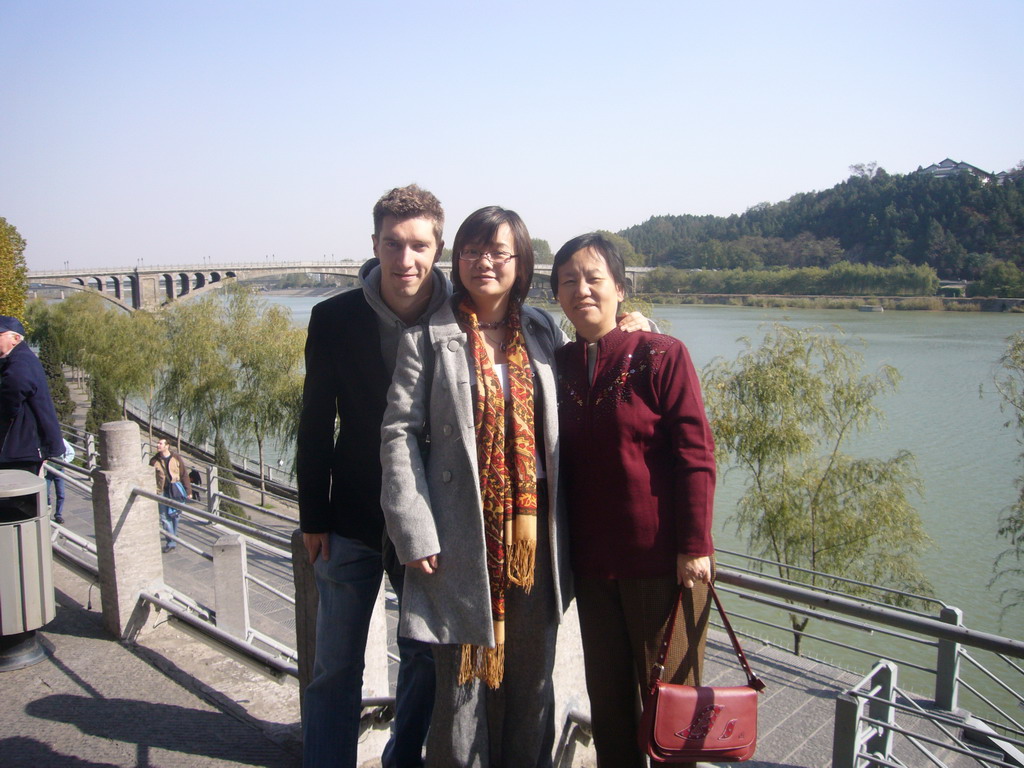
[45,471,65,517]
[159,501,180,549]
[302,533,435,768]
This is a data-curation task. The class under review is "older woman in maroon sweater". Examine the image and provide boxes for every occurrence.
[551,232,716,768]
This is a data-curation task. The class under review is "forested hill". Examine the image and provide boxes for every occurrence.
[619,164,1024,280]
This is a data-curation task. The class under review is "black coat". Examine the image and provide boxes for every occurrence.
[296,289,392,550]
[0,342,64,463]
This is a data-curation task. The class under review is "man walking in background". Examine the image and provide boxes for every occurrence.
[0,316,63,474]
[149,437,192,553]
[296,185,445,768]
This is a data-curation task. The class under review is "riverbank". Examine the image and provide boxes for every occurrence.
[644,293,1024,312]
[262,287,1024,312]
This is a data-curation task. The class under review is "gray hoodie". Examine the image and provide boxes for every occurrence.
[358,257,453,375]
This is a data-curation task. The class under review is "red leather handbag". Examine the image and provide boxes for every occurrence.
[638,582,766,763]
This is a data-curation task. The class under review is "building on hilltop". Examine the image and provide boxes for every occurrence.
[916,158,993,181]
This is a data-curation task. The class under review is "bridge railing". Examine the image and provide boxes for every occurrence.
[714,549,1024,736]
[834,660,1024,767]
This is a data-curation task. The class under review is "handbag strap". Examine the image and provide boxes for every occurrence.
[648,580,766,693]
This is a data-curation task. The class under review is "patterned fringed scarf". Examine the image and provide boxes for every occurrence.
[456,297,538,689]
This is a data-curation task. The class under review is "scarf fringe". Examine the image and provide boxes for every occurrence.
[459,642,506,689]
[507,540,536,592]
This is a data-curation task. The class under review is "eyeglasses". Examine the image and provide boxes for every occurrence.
[458,249,517,266]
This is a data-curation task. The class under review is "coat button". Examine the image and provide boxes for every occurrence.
[442,470,452,483]
[442,424,452,436]
[447,340,460,351]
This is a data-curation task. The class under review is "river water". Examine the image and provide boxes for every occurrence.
[273,293,1024,645]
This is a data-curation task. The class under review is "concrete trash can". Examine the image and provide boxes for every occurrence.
[0,469,55,670]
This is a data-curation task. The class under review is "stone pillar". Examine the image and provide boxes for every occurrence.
[91,420,164,640]
[136,274,161,310]
[213,533,250,639]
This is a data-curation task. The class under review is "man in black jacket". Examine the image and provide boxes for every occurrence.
[0,316,63,474]
[296,185,447,768]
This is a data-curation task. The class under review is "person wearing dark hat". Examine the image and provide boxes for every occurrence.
[0,315,64,474]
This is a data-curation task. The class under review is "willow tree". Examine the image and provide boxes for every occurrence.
[158,297,232,451]
[703,324,932,654]
[223,288,304,505]
[158,295,240,511]
[0,217,28,322]
[991,332,1024,618]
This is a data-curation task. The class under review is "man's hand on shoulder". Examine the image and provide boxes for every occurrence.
[617,311,654,333]
[303,532,331,564]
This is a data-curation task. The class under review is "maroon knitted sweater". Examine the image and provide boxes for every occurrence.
[555,329,716,579]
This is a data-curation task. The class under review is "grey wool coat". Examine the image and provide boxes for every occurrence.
[380,300,573,649]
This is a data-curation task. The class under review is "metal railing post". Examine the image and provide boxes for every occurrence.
[832,691,862,768]
[865,661,897,762]
[935,605,963,711]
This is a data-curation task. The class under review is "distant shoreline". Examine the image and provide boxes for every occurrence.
[640,293,1024,312]
[260,287,1024,312]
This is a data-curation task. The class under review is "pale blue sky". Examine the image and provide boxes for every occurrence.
[3,0,1022,271]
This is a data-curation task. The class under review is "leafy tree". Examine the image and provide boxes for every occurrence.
[222,288,305,504]
[0,217,28,324]
[703,324,932,654]
[990,332,1024,618]
[158,297,228,451]
[213,434,245,519]
[970,259,1024,298]
[38,339,75,426]
[619,168,1024,278]
[596,230,645,266]
[531,238,553,264]
[169,297,238,455]
[85,380,121,435]
[122,311,169,445]
[48,297,166,425]
[849,162,880,179]
[42,292,110,382]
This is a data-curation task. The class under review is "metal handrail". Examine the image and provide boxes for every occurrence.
[716,570,1024,659]
[708,603,938,675]
[717,546,950,611]
[131,487,290,548]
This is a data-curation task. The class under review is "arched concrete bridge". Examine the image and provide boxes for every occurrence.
[29,260,653,311]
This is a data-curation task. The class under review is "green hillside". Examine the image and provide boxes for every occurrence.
[620,162,1024,283]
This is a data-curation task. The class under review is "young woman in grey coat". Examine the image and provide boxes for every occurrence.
[380,206,569,768]
[381,206,652,767]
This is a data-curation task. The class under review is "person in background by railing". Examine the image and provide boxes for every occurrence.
[45,437,75,525]
[551,233,716,768]
[188,466,202,502]
[149,437,191,553]
[0,315,64,475]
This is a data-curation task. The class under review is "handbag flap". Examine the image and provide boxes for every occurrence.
[650,682,758,758]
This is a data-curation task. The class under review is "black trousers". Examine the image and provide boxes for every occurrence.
[575,575,711,768]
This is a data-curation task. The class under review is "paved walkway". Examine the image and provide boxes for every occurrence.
[22,477,871,767]
[4,544,866,768]
[0,561,302,767]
